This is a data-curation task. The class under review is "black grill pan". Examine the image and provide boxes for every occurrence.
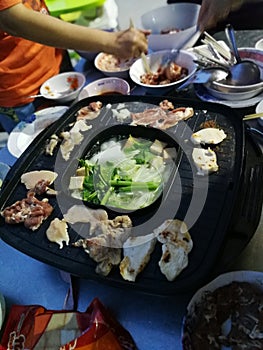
[0,95,246,294]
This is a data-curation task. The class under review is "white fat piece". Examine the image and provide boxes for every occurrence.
[192,147,219,176]
[46,218,69,249]
[191,128,227,145]
[21,170,58,189]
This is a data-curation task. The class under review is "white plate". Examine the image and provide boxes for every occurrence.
[182,271,263,348]
[255,38,263,50]
[0,292,5,330]
[7,106,68,158]
[194,84,263,108]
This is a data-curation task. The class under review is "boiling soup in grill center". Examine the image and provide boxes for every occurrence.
[69,135,177,210]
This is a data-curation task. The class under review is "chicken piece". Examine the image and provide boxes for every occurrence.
[60,121,92,161]
[154,219,193,281]
[63,205,108,235]
[45,134,59,156]
[159,243,189,281]
[191,128,227,145]
[73,214,132,276]
[21,170,58,190]
[192,147,219,176]
[46,218,69,249]
[120,233,157,282]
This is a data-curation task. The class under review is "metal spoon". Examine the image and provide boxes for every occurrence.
[28,87,72,99]
[176,67,228,91]
[224,24,261,86]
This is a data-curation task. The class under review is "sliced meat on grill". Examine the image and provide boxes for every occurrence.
[1,191,53,231]
[130,106,194,130]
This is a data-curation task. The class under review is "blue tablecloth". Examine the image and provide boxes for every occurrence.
[0,239,192,349]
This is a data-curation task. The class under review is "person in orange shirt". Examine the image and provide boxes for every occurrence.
[0,0,148,132]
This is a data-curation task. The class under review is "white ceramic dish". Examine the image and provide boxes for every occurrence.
[129,49,197,95]
[205,48,263,100]
[182,270,263,349]
[7,106,68,158]
[94,52,135,79]
[141,3,200,52]
[255,38,263,50]
[40,72,86,102]
[78,77,130,100]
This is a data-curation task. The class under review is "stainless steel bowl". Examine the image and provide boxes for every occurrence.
[204,48,263,100]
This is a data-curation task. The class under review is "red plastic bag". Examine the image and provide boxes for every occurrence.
[0,298,137,349]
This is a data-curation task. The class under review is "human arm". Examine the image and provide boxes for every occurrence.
[197,0,257,31]
[0,3,147,58]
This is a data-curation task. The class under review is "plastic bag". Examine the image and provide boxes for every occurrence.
[0,298,137,349]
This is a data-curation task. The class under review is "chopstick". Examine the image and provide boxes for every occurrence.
[203,31,233,62]
[193,47,230,68]
[129,17,151,73]
[243,112,263,121]
[141,52,151,73]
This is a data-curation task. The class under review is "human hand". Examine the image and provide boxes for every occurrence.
[111,27,148,59]
[197,0,245,31]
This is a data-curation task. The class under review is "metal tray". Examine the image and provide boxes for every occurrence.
[0,95,244,295]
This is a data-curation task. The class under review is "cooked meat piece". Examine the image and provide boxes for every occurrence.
[192,147,219,176]
[191,128,227,145]
[45,134,59,156]
[159,99,174,110]
[131,107,168,127]
[73,214,132,276]
[1,191,53,231]
[21,170,58,190]
[46,218,69,249]
[76,101,102,120]
[120,233,157,282]
[63,205,108,235]
[130,106,194,130]
[154,219,193,281]
[60,120,92,161]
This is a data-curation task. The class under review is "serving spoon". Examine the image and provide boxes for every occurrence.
[224,24,261,86]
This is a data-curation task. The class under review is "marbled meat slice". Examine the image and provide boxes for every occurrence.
[1,191,53,231]
[130,106,194,130]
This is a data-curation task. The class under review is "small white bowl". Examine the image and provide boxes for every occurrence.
[78,77,130,100]
[94,52,135,79]
[40,72,86,102]
[141,3,200,51]
[129,50,197,94]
